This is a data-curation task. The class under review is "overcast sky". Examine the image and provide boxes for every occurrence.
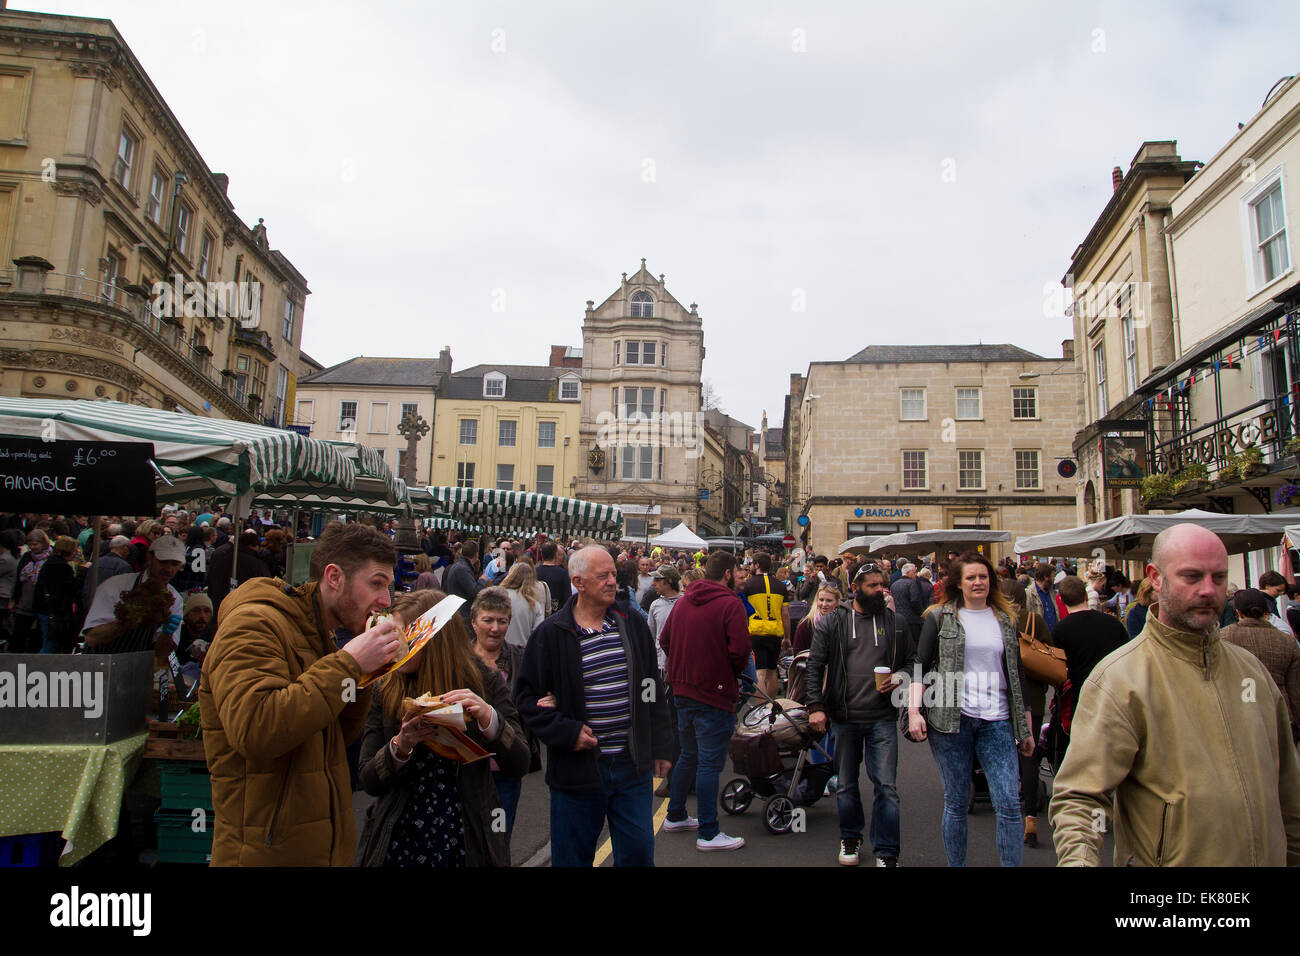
[29,1,1300,433]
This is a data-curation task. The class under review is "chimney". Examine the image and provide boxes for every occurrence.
[549,345,566,367]
[212,173,229,196]
[1111,166,1122,193]
[1062,339,1075,362]
[437,346,452,378]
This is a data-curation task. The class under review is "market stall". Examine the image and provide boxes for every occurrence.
[840,528,1013,558]
[650,523,707,550]
[422,486,624,540]
[0,398,405,865]
[1012,508,1300,563]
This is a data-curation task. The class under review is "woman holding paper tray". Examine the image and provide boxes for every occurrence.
[356,590,530,867]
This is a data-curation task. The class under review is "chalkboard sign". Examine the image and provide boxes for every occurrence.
[0,438,156,514]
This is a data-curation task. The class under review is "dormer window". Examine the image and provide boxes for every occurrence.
[559,374,580,401]
[631,290,654,318]
[484,371,506,398]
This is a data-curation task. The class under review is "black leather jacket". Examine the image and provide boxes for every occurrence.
[804,603,915,723]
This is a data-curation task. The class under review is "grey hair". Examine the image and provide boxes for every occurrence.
[902,563,917,575]
[568,545,607,580]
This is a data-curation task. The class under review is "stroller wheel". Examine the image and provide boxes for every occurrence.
[720,778,753,815]
[763,794,797,834]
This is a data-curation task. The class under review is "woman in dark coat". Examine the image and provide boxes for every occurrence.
[172,525,208,593]
[35,536,80,654]
[258,528,287,579]
[356,589,530,868]
[11,529,51,653]
[467,586,538,837]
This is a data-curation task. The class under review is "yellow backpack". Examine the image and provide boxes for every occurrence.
[748,574,785,637]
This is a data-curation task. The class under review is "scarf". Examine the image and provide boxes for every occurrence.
[19,548,50,586]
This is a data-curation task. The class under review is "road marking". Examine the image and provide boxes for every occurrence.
[593,775,670,867]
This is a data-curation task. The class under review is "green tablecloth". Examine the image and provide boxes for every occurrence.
[0,731,147,865]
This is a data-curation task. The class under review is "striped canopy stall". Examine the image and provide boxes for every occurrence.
[423,486,624,539]
[0,398,401,507]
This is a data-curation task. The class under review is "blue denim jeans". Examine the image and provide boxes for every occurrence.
[491,770,522,837]
[739,654,758,701]
[832,719,899,857]
[667,696,735,840]
[927,714,1022,867]
[550,751,654,867]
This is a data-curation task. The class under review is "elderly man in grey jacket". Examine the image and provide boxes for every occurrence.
[889,563,925,643]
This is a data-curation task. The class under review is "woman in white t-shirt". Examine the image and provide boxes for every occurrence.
[908,552,1034,867]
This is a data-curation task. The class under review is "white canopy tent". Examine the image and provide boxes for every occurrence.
[650,523,707,550]
[1014,508,1300,562]
[840,528,1013,557]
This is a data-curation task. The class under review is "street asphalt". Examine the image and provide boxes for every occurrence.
[352,735,1116,868]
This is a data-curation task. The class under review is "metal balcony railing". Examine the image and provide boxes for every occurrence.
[6,271,255,415]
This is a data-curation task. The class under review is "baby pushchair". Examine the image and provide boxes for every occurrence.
[721,682,835,834]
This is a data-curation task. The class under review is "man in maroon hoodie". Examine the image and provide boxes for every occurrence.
[658,550,751,852]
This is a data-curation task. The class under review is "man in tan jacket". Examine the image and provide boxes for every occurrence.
[200,522,403,865]
[1050,523,1300,866]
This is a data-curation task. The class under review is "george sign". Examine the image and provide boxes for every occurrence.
[1153,410,1274,476]
[0,438,156,514]
[782,533,797,549]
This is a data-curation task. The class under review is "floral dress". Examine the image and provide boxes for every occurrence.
[383,745,466,868]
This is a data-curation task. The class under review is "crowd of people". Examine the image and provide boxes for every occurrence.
[3,508,1299,868]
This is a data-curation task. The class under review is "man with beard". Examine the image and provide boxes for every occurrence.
[1051,524,1300,866]
[199,522,402,865]
[805,563,915,867]
[177,593,216,683]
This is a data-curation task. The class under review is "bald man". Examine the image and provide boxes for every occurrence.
[1050,524,1300,866]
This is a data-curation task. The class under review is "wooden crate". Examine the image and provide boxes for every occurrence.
[144,720,208,762]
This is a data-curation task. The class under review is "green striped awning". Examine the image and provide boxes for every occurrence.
[0,398,368,502]
[423,486,623,539]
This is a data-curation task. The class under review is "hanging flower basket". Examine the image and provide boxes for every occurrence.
[1277,483,1300,509]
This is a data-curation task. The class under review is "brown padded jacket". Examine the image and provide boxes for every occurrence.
[199,578,372,866]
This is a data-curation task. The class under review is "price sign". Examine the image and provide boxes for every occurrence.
[0,438,156,513]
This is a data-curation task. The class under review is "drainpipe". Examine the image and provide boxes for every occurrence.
[1162,212,1183,360]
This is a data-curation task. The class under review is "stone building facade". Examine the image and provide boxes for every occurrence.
[428,349,583,498]
[786,344,1082,560]
[1064,142,1201,524]
[0,10,307,422]
[577,260,705,538]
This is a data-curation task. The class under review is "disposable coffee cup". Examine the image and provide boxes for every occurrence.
[874,667,892,691]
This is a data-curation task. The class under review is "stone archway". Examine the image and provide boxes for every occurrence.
[1084,480,1097,524]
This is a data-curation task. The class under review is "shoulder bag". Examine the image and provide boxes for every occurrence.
[1018,613,1067,688]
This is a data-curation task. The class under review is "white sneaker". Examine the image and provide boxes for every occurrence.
[662,816,699,832]
[697,832,745,852]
